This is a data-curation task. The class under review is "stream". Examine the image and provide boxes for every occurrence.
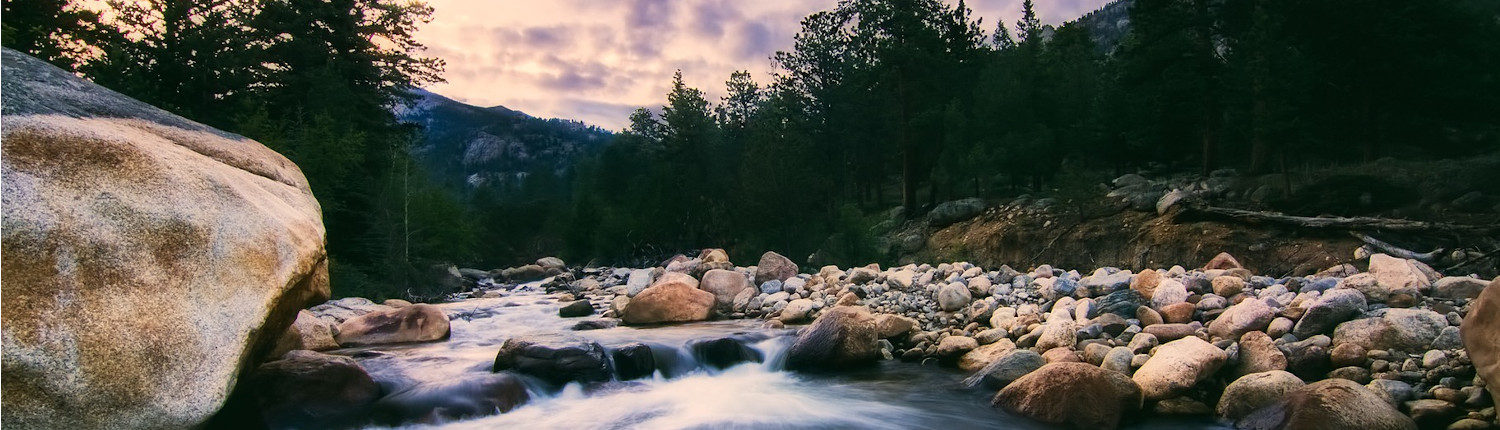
[342,285,1228,429]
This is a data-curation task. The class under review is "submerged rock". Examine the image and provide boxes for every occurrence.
[371,372,529,425]
[247,351,382,429]
[492,333,611,385]
[689,337,763,370]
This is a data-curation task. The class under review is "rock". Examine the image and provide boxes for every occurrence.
[1133,336,1228,400]
[570,319,618,331]
[1204,252,1244,270]
[700,269,753,312]
[0,49,332,430]
[873,314,915,339]
[732,288,756,312]
[1137,306,1166,327]
[1236,331,1288,376]
[371,373,529,425]
[1209,298,1276,340]
[689,337,764,370]
[271,310,339,357]
[626,269,656,296]
[558,300,594,318]
[611,343,656,380]
[536,257,566,272]
[1267,317,1294,338]
[1407,399,1459,427]
[1367,379,1415,408]
[1132,269,1163,300]
[1462,277,1500,406]
[1332,308,1447,352]
[848,266,879,284]
[502,264,547,282]
[335,304,451,346]
[1157,189,1188,214]
[992,362,1144,430]
[928,197,987,227]
[1433,276,1487,299]
[1128,333,1159,353]
[1042,347,1083,363]
[492,333,610,385]
[968,276,993,297]
[246,351,381,429]
[937,336,979,358]
[1423,350,1449,368]
[1293,288,1367,338]
[1102,346,1135,374]
[1144,323,1198,342]
[753,251,799,285]
[1160,302,1196,324]
[1213,276,1247,297]
[1237,379,1416,430]
[958,339,1016,372]
[1093,313,1131,337]
[1217,370,1305,420]
[785,306,879,370]
[965,349,1046,389]
[1034,320,1078,351]
[1151,279,1190,310]
[1083,272,1134,297]
[887,269,916,290]
[1329,343,1366,368]
[936,282,972,311]
[1368,253,1432,296]
[620,272,714,324]
[1282,336,1333,381]
[1095,289,1148,318]
[779,299,815,322]
[382,299,413,308]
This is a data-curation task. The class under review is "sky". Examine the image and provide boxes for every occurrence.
[416,0,1114,130]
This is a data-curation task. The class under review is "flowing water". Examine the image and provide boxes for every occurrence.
[344,284,1228,429]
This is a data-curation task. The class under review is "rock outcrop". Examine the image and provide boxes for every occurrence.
[0,48,329,429]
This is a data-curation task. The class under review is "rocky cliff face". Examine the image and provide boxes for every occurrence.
[0,48,329,429]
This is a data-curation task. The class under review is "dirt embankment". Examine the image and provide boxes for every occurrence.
[919,202,1361,276]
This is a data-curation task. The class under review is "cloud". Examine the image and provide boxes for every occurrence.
[418,0,1111,130]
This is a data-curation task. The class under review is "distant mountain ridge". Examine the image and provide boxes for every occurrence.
[1073,0,1133,52]
[395,89,613,191]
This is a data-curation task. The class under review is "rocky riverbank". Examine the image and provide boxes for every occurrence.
[250,249,1499,429]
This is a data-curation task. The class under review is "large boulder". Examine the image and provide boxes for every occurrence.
[244,351,382,429]
[992,362,1144,430]
[620,272,714,325]
[1236,378,1416,430]
[927,197,986,227]
[335,304,451,346]
[1331,308,1446,353]
[753,251,799,285]
[1461,277,1500,406]
[936,282,972,311]
[785,306,879,370]
[1217,370,1305,420]
[491,333,611,385]
[0,49,329,429]
[1132,336,1228,400]
[371,372,529,425]
[1367,253,1432,296]
[699,269,753,312]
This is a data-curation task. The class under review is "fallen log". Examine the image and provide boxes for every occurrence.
[1351,232,1442,262]
[1179,202,1500,235]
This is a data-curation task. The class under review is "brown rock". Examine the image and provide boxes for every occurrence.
[874,314,915,339]
[335,304,451,346]
[1137,306,1165,327]
[1461,277,1500,407]
[699,269,753,312]
[271,310,339,357]
[1161,302,1196,324]
[753,251,799,285]
[1144,323,1199,342]
[247,350,381,429]
[1132,269,1162,300]
[1133,337,1228,400]
[620,272,714,324]
[1217,370,1305,420]
[1235,378,1416,430]
[1329,343,1366,368]
[992,362,1144,430]
[959,339,1016,372]
[1236,331,1287,377]
[0,49,330,430]
[1213,276,1247,297]
[785,306,879,370]
[1042,347,1083,363]
[1204,252,1244,270]
[836,292,860,306]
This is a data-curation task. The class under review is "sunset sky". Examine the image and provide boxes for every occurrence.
[416,0,1114,130]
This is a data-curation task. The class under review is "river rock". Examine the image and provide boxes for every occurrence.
[1101,346,1135,374]
[958,339,1015,372]
[1133,336,1228,400]
[1236,331,1287,376]
[492,333,611,385]
[1433,276,1487,299]
[1292,288,1366,338]
[1095,289,1147,318]
[246,351,381,429]
[611,343,656,380]
[270,310,340,358]
[1217,370,1305,420]
[1143,323,1198,342]
[785,306,879,370]
[335,304,451,346]
[309,298,387,324]
[621,272,714,324]
[874,314,915,339]
[371,372,529,425]
[1368,253,1432,294]
[779,299,815,322]
[992,362,1144,430]
[1082,271,1134,297]
[937,282,972,311]
[1461,277,1500,406]
[1151,279,1190,310]
[0,49,331,430]
[1208,298,1275,340]
[754,251,799,285]
[700,269,753,312]
[1204,252,1243,270]
[1235,378,1416,430]
[626,269,656,296]
[965,349,1046,389]
[937,335,979,358]
[1213,276,1246,297]
[1331,308,1446,353]
[689,337,764,370]
[1161,302,1196,324]
[558,300,594,318]
[1034,320,1078,351]
[1131,269,1162,300]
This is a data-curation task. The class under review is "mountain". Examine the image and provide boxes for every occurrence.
[395,89,613,191]
[1073,0,1133,53]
